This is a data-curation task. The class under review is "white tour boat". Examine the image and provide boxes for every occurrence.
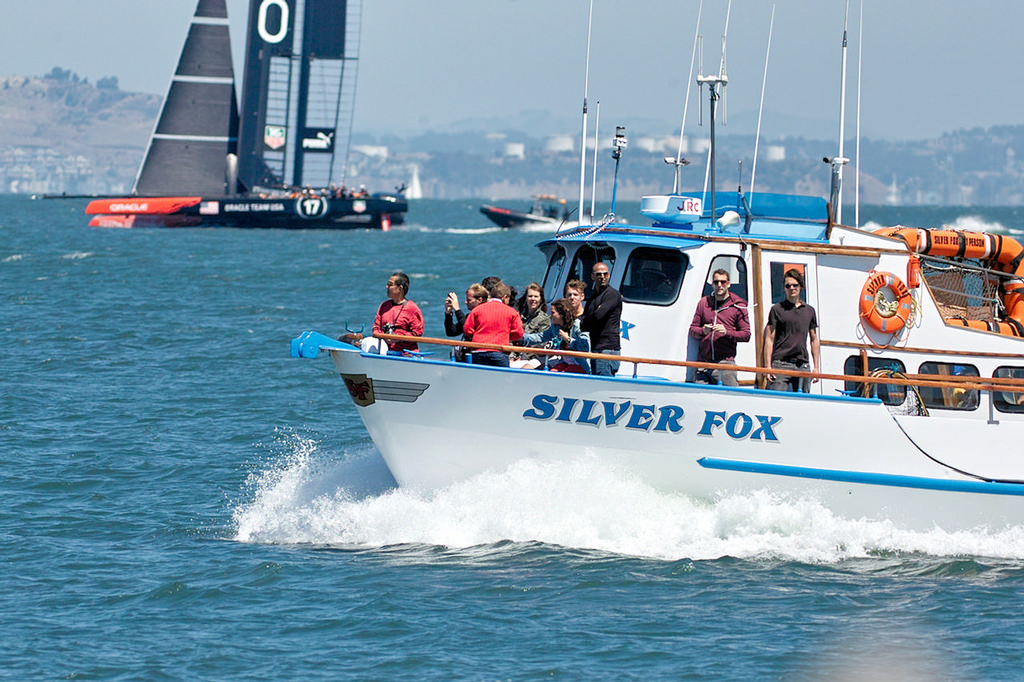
[292,190,1024,531]
[291,11,1024,531]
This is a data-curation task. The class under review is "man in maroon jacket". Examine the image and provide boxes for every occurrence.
[688,269,751,386]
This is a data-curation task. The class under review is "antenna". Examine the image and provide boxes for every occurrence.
[855,0,863,228]
[670,0,703,194]
[750,3,776,198]
[831,0,851,224]
[609,126,628,215]
[719,0,732,125]
[591,101,600,222]
[696,2,730,226]
[576,0,595,227]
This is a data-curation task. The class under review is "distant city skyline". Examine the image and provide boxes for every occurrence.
[4,1,1024,141]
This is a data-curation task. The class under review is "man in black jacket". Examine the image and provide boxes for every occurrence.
[581,261,622,376]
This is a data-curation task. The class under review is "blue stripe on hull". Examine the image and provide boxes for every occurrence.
[698,457,1024,496]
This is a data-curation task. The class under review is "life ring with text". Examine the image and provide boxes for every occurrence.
[859,270,913,334]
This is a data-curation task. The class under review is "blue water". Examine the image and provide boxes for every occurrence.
[6,195,1024,680]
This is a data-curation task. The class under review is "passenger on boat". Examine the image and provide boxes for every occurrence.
[481,276,517,306]
[511,283,552,365]
[372,271,424,355]
[564,280,586,318]
[764,269,820,392]
[581,262,622,376]
[443,290,469,361]
[463,282,524,367]
[444,291,467,337]
[688,268,751,386]
[518,298,590,372]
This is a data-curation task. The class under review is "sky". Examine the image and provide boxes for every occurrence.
[4,0,1024,141]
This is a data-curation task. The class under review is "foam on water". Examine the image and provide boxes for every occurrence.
[232,435,1024,563]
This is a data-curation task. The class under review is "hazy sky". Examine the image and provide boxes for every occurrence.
[4,0,1024,141]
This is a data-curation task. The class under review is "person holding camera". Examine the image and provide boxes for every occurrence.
[373,271,424,354]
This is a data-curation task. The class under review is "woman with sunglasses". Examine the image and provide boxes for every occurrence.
[764,268,820,392]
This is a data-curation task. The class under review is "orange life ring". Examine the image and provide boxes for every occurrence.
[859,270,913,334]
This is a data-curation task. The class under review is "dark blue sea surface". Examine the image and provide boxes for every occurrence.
[5,195,1024,680]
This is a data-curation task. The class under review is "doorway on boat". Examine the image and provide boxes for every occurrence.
[567,245,617,298]
[757,254,821,392]
[700,255,749,303]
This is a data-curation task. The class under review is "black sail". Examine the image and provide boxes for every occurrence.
[134,0,239,196]
[236,0,359,192]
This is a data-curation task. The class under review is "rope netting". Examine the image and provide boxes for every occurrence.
[920,257,1004,323]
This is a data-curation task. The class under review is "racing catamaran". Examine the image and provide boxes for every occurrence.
[87,0,406,229]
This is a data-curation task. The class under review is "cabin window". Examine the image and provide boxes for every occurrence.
[917,362,980,411]
[769,262,809,303]
[701,255,749,302]
[842,356,908,405]
[619,247,688,305]
[542,245,566,297]
[993,366,1024,414]
[568,245,616,298]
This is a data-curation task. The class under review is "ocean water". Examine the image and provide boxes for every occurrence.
[6,195,1024,680]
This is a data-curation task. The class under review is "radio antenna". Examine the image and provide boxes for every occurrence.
[576,0,595,228]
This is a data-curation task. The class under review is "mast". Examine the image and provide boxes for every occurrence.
[576,0,595,227]
[237,0,358,192]
[696,2,729,225]
[830,0,851,224]
[237,0,296,191]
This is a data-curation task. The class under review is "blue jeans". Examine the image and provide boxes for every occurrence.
[591,350,620,376]
[468,351,509,368]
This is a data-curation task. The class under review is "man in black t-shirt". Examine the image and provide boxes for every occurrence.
[764,269,820,392]
[581,261,622,376]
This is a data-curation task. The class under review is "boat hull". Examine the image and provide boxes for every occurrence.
[479,205,561,229]
[321,346,1024,531]
[86,193,407,229]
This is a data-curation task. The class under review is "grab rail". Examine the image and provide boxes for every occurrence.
[369,332,1024,395]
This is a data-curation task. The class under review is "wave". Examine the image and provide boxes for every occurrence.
[860,215,1021,236]
[231,434,1024,563]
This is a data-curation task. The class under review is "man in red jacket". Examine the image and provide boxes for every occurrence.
[463,282,524,367]
[688,269,750,386]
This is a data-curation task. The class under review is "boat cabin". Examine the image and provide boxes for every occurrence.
[537,190,1024,420]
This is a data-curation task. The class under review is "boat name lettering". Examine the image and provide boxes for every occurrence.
[522,394,684,433]
[223,202,287,212]
[697,410,781,441]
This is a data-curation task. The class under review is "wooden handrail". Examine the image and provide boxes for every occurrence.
[369,332,1024,395]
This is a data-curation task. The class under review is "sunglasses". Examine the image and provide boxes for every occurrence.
[784,283,801,289]
[712,280,729,285]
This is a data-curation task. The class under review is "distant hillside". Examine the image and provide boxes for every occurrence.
[0,71,159,194]
[4,69,1024,205]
